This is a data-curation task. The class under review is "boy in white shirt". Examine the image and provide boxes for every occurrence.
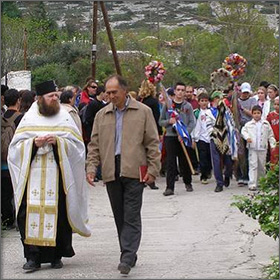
[241,105,276,191]
[192,92,212,184]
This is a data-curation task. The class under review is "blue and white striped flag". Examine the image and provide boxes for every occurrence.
[173,119,192,147]
[167,108,192,147]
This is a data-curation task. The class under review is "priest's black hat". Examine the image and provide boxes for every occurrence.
[35,80,58,96]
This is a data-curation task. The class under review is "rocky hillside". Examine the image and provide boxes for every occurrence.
[17,1,279,35]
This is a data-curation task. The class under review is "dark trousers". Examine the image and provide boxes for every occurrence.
[210,140,233,187]
[197,140,212,180]
[165,136,192,191]
[189,146,198,171]
[106,156,144,266]
[236,141,249,181]
[1,170,15,226]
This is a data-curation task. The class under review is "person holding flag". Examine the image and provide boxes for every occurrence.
[159,82,196,196]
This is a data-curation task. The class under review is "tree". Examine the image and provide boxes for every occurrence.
[197,3,213,18]
[212,2,279,86]
[1,15,25,76]
[32,63,70,88]
[1,2,22,18]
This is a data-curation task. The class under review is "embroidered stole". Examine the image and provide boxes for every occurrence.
[25,151,59,247]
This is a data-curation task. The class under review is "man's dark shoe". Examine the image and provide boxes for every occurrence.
[163,188,174,196]
[51,259,63,269]
[224,177,230,187]
[23,260,41,271]
[185,184,193,192]
[214,185,223,192]
[149,183,159,190]
[118,262,131,275]
[131,255,137,268]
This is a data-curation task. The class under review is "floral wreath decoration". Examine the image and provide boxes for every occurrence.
[222,53,247,80]
[145,60,166,84]
[210,68,233,91]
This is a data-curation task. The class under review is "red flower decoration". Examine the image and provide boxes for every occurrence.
[145,60,166,84]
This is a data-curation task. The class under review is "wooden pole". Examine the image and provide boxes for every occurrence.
[194,142,200,163]
[178,135,195,175]
[100,1,122,76]
[23,28,27,70]
[91,1,98,80]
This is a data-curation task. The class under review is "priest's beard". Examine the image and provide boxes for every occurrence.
[38,97,60,116]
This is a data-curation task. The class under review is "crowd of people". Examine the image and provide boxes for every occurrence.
[1,75,279,275]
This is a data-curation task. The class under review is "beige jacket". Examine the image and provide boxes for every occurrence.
[86,98,161,182]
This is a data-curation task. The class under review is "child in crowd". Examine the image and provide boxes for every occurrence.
[254,86,270,120]
[206,91,237,192]
[241,105,276,191]
[192,92,212,184]
[266,96,279,165]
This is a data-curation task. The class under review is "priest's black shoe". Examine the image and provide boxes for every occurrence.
[118,262,131,275]
[51,259,63,269]
[23,260,41,271]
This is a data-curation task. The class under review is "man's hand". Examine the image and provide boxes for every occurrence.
[192,140,196,150]
[143,173,155,185]
[86,172,96,187]
[169,117,176,125]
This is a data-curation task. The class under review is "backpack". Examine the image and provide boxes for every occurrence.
[1,112,20,162]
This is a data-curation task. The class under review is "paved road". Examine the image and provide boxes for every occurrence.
[1,175,277,279]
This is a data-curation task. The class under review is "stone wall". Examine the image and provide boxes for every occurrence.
[1,70,31,91]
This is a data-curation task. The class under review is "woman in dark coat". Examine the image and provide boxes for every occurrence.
[137,80,162,189]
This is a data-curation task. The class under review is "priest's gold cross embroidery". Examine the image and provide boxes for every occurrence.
[46,223,53,231]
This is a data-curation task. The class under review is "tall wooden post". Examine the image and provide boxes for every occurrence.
[91,1,98,80]
[100,1,122,76]
[23,28,27,70]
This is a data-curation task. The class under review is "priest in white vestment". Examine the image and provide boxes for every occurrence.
[7,80,91,271]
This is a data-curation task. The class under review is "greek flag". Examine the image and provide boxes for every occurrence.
[167,109,192,147]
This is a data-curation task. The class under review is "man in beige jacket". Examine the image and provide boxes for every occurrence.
[86,75,161,276]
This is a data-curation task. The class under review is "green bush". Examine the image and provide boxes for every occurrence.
[232,164,279,240]
[232,164,279,279]
[263,256,279,279]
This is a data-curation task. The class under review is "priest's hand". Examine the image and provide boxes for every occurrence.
[34,136,47,147]
[86,172,96,187]
[143,173,155,185]
[45,134,57,145]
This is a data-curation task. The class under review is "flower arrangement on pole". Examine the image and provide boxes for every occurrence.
[222,53,247,80]
[144,60,166,84]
